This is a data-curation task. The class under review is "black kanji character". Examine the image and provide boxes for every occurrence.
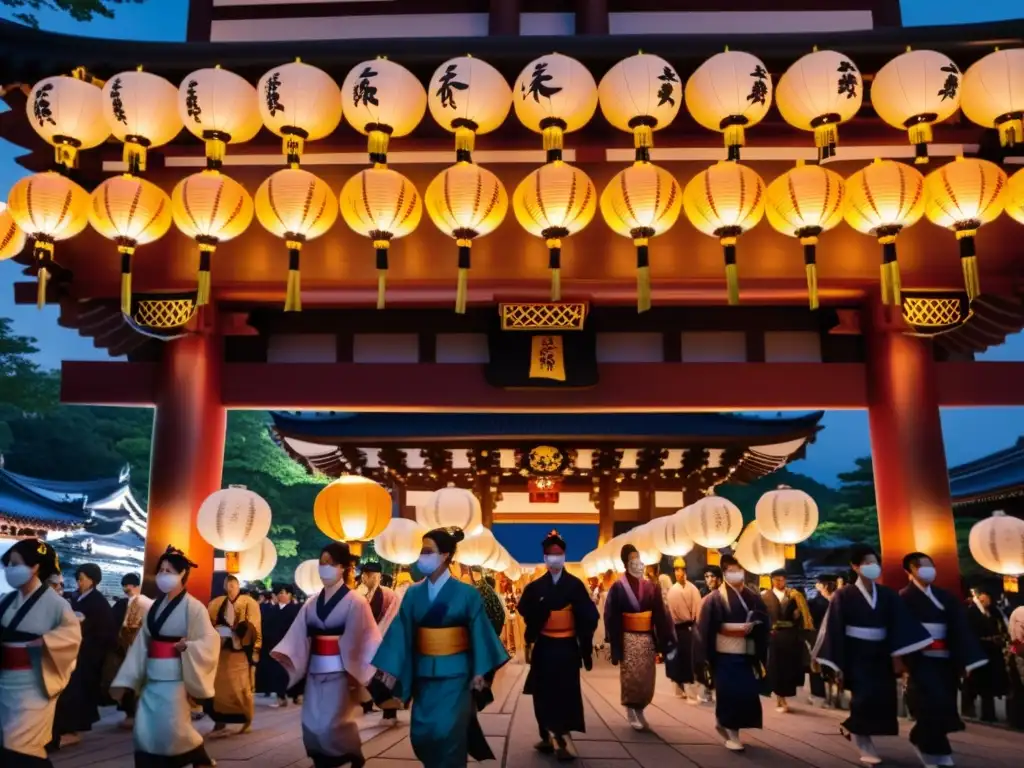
[185,80,201,123]
[436,64,469,110]
[33,83,55,127]
[353,66,380,108]
[937,63,960,101]
[657,66,678,108]
[523,62,561,102]
[264,72,284,117]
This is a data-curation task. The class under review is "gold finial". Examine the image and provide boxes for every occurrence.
[295,57,302,63]
[724,45,730,53]
[812,45,819,53]
[215,63,222,69]
[136,64,144,72]
[906,45,912,53]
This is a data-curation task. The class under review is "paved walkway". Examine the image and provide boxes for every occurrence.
[52,659,1024,767]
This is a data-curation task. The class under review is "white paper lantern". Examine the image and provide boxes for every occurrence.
[685,50,772,161]
[485,545,512,572]
[294,559,322,595]
[648,512,694,557]
[427,56,511,157]
[969,511,1024,575]
[258,60,343,166]
[776,50,863,161]
[342,58,426,164]
[734,520,786,576]
[374,517,428,566]
[27,72,109,169]
[456,527,502,568]
[102,70,182,174]
[600,53,682,152]
[505,562,523,581]
[417,483,483,535]
[684,493,744,550]
[628,524,663,566]
[197,485,273,573]
[237,538,278,581]
[179,67,262,168]
[961,49,1024,148]
[755,486,818,557]
[514,53,598,158]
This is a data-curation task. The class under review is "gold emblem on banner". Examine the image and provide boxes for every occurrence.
[529,335,565,381]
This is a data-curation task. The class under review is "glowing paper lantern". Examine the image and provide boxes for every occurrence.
[102,69,182,174]
[514,53,598,159]
[924,156,1007,301]
[969,511,1024,575]
[314,477,393,554]
[258,60,342,166]
[374,517,428,566]
[600,53,682,154]
[237,538,278,581]
[648,512,694,558]
[776,50,862,162]
[338,167,423,309]
[427,56,511,158]
[961,49,1024,148]
[254,168,338,312]
[342,58,426,165]
[871,50,961,164]
[685,50,772,161]
[734,520,786,579]
[417,484,483,535]
[844,159,926,306]
[505,562,522,581]
[754,486,819,558]
[456,528,502,568]
[485,545,512,572]
[197,485,273,573]
[765,163,847,310]
[513,160,597,300]
[171,170,254,306]
[684,493,744,565]
[26,71,109,169]
[0,208,26,262]
[628,524,663,566]
[178,67,262,168]
[294,559,321,595]
[683,162,766,305]
[1006,168,1024,226]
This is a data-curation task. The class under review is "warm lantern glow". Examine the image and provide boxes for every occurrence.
[845,159,926,306]
[755,486,819,557]
[599,53,682,154]
[314,476,393,549]
[89,174,173,315]
[968,511,1024,576]
[0,209,26,262]
[1006,168,1024,227]
[236,538,278,581]
[455,527,502,568]
[424,162,508,313]
[427,56,511,158]
[374,518,428,566]
[339,167,423,309]
[342,58,426,165]
[648,511,694,557]
[685,50,772,161]
[871,49,962,164]
[417,484,484,535]
[925,156,1007,301]
[484,545,512,572]
[102,69,182,174]
[254,168,338,312]
[294,559,321,595]
[178,67,262,168]
[628,523,663,566]
[776,50,863,161]
[600,161,682,312]
[683,493,744,550]
[683,162,766,305]
[27,72,109,169]
[514,53,598,159]
[171,170,254,306]
[513,160,597,300]
[961,49,1024,148]
[734,520,787,577]
[5,172,90,309]
[196,485,273,573]
[258,60,343,167]
[505,562,522,581]
[765,162,847,310]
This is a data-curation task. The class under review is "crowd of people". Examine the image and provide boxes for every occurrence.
[3,533,1024,768]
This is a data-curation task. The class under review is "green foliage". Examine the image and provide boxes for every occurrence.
[1,0,145,28]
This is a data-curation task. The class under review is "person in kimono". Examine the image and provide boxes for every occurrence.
[518,529,599,761]
[256,583,302,708]
[207,574,262,737]
[1007,605,1024,730]
[0,539,81,768]
[667,557,701,702]
[358,560,401,723]
[370,527,510,768]
[807,573,837,707]
[900,552,987,768]
[603,544,676,732]
[812,544,933,765]
[110,546,220,768]
[701,564,723,596]
[761,569,813,714]
[53,562,117,748]
[695,564,724,703]
[271,542,381,768]
[46,573,63,597]
[110,573,152,729]
[963,585,1009,722]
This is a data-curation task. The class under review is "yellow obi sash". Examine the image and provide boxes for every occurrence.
[622,611,653,633]
[542,608,576,639]
[416,627,470,657]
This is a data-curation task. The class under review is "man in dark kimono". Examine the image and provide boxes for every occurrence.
[900,552,987,768]
[812,544,933,765]
[762,568,813,713]
[963,584,1009,722]
[696,564,724,703]
[257,583,302,708]
[519,530,599,761]
[808,573,837,706]
[695,554,770,753]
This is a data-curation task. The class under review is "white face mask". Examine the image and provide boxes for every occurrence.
[724,570,745,586]
[627,560,644,578]
[155,572,182,594]
[545,555,565,569]
[418,553,443,575]
[859,563,882,581]
[916,566,936,584]
[4,565,33,589]
[318,564,342,587]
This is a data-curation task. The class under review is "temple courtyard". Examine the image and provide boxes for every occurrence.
[51,659,1024,768]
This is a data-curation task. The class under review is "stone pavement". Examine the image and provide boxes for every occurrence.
[51,659,1024,767]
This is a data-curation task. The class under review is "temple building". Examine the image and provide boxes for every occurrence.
[950,438,1024,519]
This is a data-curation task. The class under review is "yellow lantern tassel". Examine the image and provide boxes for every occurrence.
[878,234,901,306]
[285,240,302,312]
[547,237,562,302]
[33,240,54,310]
[758,574,771,590]
[799,233,820,310]
[54,142,79,170]
[541,118,566,163]
[196,240,216,306]
[722,236,740,306]
[204,134,227,170]
[374,239,390,310]
[706,549,721,567]
[813,123,838,162]
[784,544,796,559]
[997,115,1023,148]
[123,139,149,175]
[907,122,933,165]
[368,127,391,168]
[723,122,746,162]
[454,123,476,163]
[1004,575,1020,594]
[118,243,135,316]
[634,237,651,313]
[455,239,472,314]
[36,266,49,310]
[957,229,981,301]
[282,131,305,169]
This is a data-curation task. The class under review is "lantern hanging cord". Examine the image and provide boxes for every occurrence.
[196,237,217,307]
[797,227,822,311]
[281,127,308,170]
[720,115,749,162]
[543,227,568,302]
[540,117,566,163]
[285,238,303,312]
[374,237,391,310]
[367,124,393,168]
[956,225,981,301]
[118,242,137,316]
[877,228,902,306]
[123,135,151,176]
[455,238,473,314]
[905,116,936,165]
[32,239,55,311]
[631,227,655,313]
[995,112,1024,148]
[629,116,656,163]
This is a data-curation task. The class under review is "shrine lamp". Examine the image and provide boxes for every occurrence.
[765,162,847,310]
[171,170,254,306]
[101,68,182,175]
[427,56,511,161]
[1006,168,1024,226]
[178,66,262,170]
[844,159,926,306]
[514,53,598,160]
[683,492,743,566]
[871,49,962,165]
[776,50,863,162]
[754,485,819,559]
[342,58,426,167]
[6,172,90,309]
[254,168,338,312]
[685,49,772,162]
[513,160,597,301]
[236,539,278,582]
[197,485,273,574]
[314,476,393,557]
[338,167,423,309]
[294,559,321,595]
[961,49,1024,148]
[258,60,342,168]
[0,207,26,262]
[600,161,682,312]
[969,512,1024,594]
[417,483,484,536]
[424,162,508,314]
[600,52,682,156]
[734,520,786,589]
[925,156,1007,301]
[648,512,694,558]
[455,528,501,568]
[26,70,108,170]
[683,161,766,306]
[373,518,428,566]
[88,175,173,316]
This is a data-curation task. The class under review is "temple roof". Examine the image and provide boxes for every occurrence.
[949,438,1024,508]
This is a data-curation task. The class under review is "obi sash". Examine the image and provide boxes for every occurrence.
[716,622,753,655]
[0,644,33,670]
[416,626,470,657]
[307,626,345,674]
[922,622,950,658]
[622,611,652,634]
[845,625,887,642]
[541,608,575,639]
[149,636,182,660]
[0,586,47,672]
[146,634,185,682]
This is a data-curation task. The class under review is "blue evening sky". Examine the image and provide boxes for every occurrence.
[1,0,1022,490]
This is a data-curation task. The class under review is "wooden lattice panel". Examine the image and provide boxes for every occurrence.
[133,298,196,330]
[902,295,963,328]
[499,302,588,332]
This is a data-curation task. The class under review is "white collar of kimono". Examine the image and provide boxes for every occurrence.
[550,569,562,584]
[972,596,989,616]
[856,577,877,609]
[772,588,786,602]
[913,578,945,610]
[77,588,93,602]
[427,568,451,603]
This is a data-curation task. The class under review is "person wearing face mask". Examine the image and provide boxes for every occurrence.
[357,560,401,724]
[370,528,510,768]
[693,555,770,753]
[107,573,152,729]
[517,529,599,761]
[0,539,81,768]
[256,584,301,708]
[807,573,838,707]
[899,552,986,768]
[206,574,262,737]
[812,544,933,766]
[603,544,676,732]
[694,564,724,704]
[270,542,380,768]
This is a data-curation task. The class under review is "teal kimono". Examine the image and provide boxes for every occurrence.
[372,576,509,767]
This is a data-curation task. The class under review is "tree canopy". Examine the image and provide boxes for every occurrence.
[1,0,145,27]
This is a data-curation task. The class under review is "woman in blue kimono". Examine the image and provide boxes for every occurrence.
[371,527,509,768]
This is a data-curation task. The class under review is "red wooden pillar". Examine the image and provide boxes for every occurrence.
[575,0,609,34]
[865,305,960,594]
[144,330,226,604]
[489,0,520,35]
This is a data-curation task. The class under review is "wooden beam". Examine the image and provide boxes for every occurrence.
[60,361,159,406]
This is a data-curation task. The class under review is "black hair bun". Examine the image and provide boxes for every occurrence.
[451,528,466,544]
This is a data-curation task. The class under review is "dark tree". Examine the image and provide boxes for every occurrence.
[836,456,876,509]
[1,0,146,28]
